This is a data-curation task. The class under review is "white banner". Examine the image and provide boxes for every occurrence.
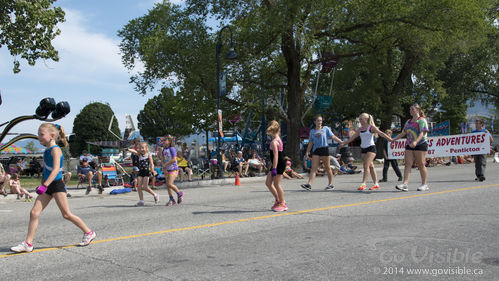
[388,132,490,159]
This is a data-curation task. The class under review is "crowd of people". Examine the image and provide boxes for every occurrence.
[3,103,496,253]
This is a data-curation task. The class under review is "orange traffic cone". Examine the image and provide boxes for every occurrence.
[235,172,241,186]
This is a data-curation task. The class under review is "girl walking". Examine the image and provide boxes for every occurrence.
[342,113,393,190]
[128,142,159,206]
[301,115,344,191]
[160,136,184,206]
[392,103,430,191]
[11,123,95,253]
[265,121,287,212]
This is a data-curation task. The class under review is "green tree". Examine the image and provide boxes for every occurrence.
[0,0,65,73]
[137,88,200,142]
[71,102,120,156]
[119,0,495,164]
[24,141,37,153]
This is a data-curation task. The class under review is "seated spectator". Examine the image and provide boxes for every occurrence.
[337,156,360,175]
[221,149,230,172]
[77,159,103,194]
[229,150,248,176]
[177,154,193,182]
[80,150,96,169]
[247,153,264,174]
[330,154,342,175]
[0,163,11,197]
[28,158,42,177]
[9,173,33,200]
[283,157,303,179]
[16,158,27,175]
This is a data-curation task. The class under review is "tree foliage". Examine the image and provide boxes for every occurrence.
[0,0,65,73]
[71,102,120,156]
[119,0,497,164]
[137,88,200,142]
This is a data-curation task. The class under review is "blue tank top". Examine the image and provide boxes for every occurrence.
[43,145,63,181]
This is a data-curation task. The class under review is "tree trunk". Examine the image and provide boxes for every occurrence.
[281,30,303,168]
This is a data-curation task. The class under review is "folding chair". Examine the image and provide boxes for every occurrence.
[101,163,124,187]
[194,158,211,180]
[76,172,97,189]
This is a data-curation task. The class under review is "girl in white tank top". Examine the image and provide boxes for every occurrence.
[342,113,393,191]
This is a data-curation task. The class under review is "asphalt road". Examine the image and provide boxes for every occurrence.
[1,163,498,281]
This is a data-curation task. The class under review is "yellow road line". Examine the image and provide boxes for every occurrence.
[2,183,497,258]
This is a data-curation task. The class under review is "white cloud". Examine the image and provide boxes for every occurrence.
[51,9,128,76]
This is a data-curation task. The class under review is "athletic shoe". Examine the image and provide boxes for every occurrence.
[324,184,335,190]
[300,184,312,191]
[154,193,159,204]
[417,184,429,191]
[396,184,409,192]
[10,241,33,253]
[177,191,184,204]
[479,177,485,182]
[273,202,288,212]
[135,200,145,207]
[98,186,104,194]
[357,184,367,191]
[271,201,279,210]
[79,230,96,246]
[166,200,176,206]
[379,179,387,183]
[85,186,91,195]
[369,184,380,190]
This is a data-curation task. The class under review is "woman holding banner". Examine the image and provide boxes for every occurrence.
[392,104,429,192]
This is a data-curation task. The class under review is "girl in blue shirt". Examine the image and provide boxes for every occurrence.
[301,115,344,191]
[11,123,95,253]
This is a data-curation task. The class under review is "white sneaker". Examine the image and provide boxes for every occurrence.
[135,200,145,207]
[11,241,33,253]
[417,184,429,191]
[324,184,335,190]
[395,184,409,192]
[79,230,96,246]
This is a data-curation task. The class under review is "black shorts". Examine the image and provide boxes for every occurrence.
[138,170,150,177]
[361,145,377,154]
[312,147,329,157]
[405,142,428,151]
[46,179,67,196]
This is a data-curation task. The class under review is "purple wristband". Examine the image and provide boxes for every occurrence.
[36,185,47,195]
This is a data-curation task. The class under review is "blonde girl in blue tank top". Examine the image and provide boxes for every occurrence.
[342,113,393,191]
[11,123,95,253]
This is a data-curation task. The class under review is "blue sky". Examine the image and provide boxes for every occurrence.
[1,0,495,147]
[1,0,183,142]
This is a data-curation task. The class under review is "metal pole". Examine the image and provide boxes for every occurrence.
[216,41,223,179]
[216,25,237,179]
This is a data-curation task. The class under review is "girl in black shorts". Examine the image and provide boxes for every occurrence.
[301,115,344,191]
[11,123,95,253]
[265,121,287,212]
[128,142,159,206]
[342,113,392,191]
